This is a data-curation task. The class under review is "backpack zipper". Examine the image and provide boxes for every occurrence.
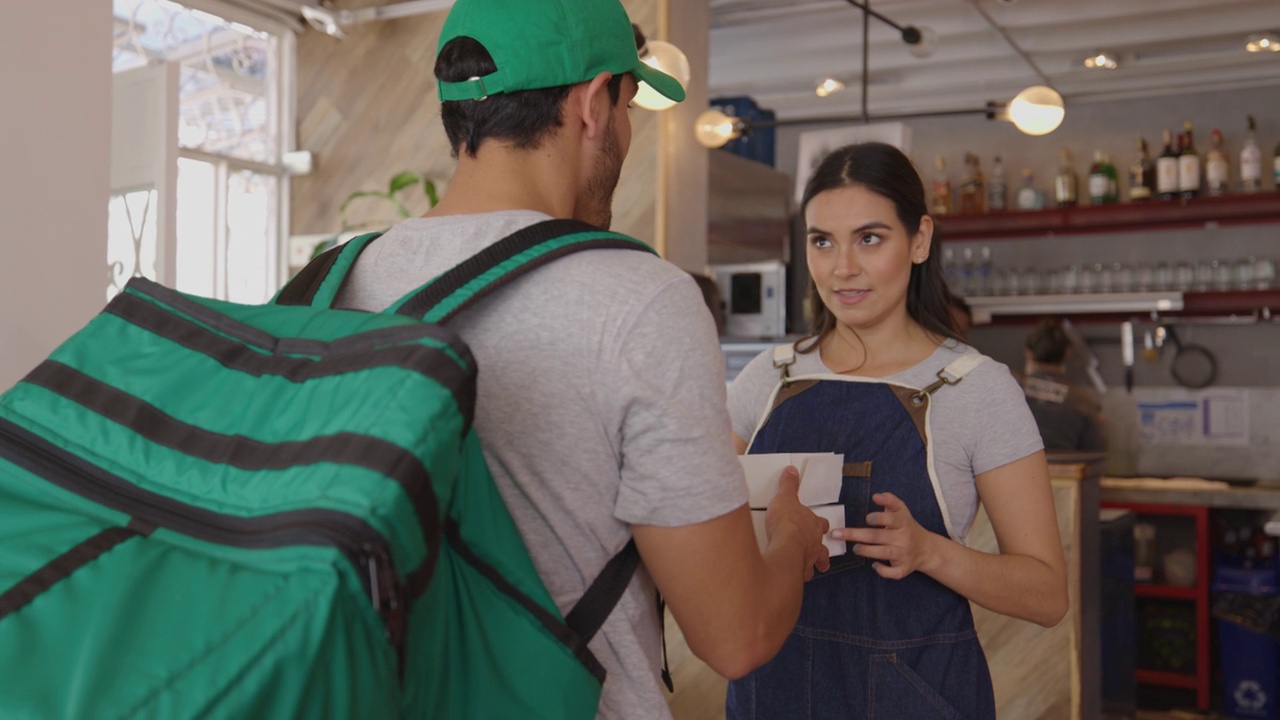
[0,418,407,662]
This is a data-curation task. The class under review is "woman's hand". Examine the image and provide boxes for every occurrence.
[828,492,939,580]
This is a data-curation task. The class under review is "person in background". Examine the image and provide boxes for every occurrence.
[1022,319,1106,452]
[689,272,727,336]
[724,142,1068,719]
[333,1,830,717]
[948,290,973,340]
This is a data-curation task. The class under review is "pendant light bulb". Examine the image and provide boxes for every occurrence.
[694,109,743,149]
[633,40,691,111]
[1007,85,1065,136]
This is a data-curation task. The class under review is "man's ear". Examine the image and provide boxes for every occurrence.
[574,71,615,141]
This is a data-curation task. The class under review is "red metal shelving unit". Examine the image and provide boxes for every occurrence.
[1101,501,1212,711]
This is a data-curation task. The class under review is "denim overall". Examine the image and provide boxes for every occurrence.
[726,349,995,720]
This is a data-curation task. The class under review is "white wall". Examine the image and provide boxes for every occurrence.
[0,4,112,390]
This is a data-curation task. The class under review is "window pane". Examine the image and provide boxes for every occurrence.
[107,188,159,302]
[176,157,216,298]
[225,169,278,304]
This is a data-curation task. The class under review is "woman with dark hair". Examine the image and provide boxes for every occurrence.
[724,142,1067,719]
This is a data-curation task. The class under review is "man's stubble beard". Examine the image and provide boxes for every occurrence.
[583,112,623,230]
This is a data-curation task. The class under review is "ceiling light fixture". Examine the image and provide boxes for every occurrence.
[694,85,1065,148]
[1083,50,1119,70]
[841,0,937,58]
[1246,32,1280,52]
[815,78,846,98]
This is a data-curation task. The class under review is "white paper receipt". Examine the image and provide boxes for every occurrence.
[741,453,847,557]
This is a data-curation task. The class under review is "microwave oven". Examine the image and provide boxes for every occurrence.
[712,261,787,338]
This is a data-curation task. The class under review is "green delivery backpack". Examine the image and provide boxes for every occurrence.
[0,219,652,719]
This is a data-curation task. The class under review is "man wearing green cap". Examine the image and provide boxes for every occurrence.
[336,1,829,716]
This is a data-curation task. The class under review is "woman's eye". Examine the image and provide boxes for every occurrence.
[860,233,883,245]
[809,235,832,248]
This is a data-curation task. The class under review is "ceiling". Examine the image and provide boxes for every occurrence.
[707,0,1280,120]
[240,0,1280,120]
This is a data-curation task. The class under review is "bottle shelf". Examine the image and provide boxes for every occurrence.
[937,192,1280,241]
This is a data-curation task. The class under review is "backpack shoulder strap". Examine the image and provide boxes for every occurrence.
[273,232,383,307]
[564,539,640,644]
[389,218,654,323]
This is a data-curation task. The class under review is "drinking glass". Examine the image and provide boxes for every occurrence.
[1255,257,1276,290]
[1193,261,1213,292]
[1174,262,1194,292]
[1235,257,1256,290]
[1114,263,1135,293]
[1213,259,1232,291]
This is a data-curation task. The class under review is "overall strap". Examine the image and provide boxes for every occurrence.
[390,219,655,324]
[910,353,989,405]
[772,344,797,385]
[272,232,383,307]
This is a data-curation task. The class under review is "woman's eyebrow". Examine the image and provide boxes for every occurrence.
[806,221,892,235]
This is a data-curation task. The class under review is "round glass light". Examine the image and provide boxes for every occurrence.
[1007,85,1065,136]
[1083,51,1118,70]
[815,78,845,98]
[1246,33,1280,52]
[694,109,742,149]
[633,40,692,111]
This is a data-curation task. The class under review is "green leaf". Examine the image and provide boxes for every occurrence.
[423,179,439,207]
[390,198,411,218]
[338,190,388,217]
[388,171,421,196]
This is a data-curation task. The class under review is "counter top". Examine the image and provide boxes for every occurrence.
[1100,476,1280,510]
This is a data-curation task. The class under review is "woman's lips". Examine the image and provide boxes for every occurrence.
[833,289,869,305]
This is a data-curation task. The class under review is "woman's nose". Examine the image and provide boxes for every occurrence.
[835,246,861,277]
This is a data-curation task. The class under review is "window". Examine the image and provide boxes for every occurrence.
[110,0,294,303]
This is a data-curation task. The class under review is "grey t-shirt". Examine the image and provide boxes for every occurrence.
[336,211,747,720]
[727,340,1044,542]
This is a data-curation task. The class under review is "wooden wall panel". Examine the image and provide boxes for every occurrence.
[292,0,665,244]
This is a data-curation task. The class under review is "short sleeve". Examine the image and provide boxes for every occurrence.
[602,274,749,527]
[964,361,1046,476]
[726,348,784,443]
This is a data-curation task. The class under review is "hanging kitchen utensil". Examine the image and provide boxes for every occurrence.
[1121,321,1135,392]
[1162,325,1218,389]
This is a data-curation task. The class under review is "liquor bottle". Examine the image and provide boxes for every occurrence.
[1156,129,1179,200]
[1274,139,1280,191]
[960,246,975,296]
[1241,115,1262,193]
[942,246,959,291]
[1015,169,1044,210]
[1128,137,1155,202]
[988,155,1007,212]
[1205,129,1230,197]
[1088,150,1118,205]
[930,155,952,216]
[1053,147,1078,208]
[957,152,986,215]
[1178,120,1201,199]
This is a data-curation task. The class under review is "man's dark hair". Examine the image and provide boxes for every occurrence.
[436,37,629,158]
[1026,318,1071,364]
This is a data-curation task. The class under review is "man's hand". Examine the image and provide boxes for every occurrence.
[765,466,831,579]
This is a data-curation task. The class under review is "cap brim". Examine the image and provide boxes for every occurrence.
[632,62,685,104]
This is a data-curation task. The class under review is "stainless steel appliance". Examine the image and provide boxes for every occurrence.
[713,260,787,338]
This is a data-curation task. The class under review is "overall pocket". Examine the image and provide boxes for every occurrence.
[869,653,969,720]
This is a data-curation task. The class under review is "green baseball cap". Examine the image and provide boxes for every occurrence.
[437,0,685,105]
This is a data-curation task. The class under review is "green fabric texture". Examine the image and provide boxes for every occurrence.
[436,0,684,103]
[0,272,601,717]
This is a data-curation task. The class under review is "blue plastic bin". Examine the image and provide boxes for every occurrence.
[1214,560,1280,720]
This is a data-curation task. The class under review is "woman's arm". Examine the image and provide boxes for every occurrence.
[834,450,1068,627]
